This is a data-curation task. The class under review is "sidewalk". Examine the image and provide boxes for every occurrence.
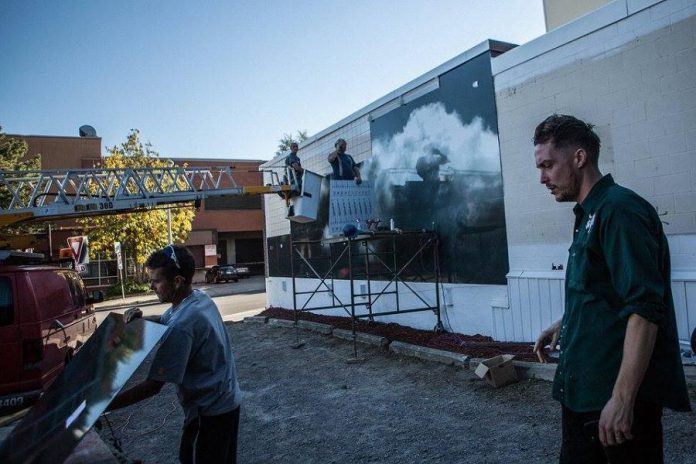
[94,275,266,311]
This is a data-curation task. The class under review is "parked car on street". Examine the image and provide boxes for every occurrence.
[205,265,238,283]
[0,254,103,417]
[233,264,250,278]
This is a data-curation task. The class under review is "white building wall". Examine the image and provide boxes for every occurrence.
[266,276,505,335]
[494,0,696,342]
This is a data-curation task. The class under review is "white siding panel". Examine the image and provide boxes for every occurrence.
[685,281,696,344]
[673,280,689,341]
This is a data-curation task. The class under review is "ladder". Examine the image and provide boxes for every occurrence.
[0,166,292,227]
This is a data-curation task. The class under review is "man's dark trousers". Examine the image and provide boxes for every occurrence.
[560,402,663,464]
[179,406,240,463]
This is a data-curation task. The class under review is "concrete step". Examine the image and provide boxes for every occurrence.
[268,318,296,329]
[297,320,333,335]
[389,341,469,367]
[332,329,389,348]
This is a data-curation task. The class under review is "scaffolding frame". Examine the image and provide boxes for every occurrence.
[289,230,443,354]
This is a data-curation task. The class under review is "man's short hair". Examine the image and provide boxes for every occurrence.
[335,138,346,147]
[533,114,601,164]
[146,244,195,286]
[290,142,298,148]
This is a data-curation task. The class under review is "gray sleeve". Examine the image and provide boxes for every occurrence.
[147,327,193,384]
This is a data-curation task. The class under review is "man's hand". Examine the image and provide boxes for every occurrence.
[123,307,143,323]
[598,314,657,447]
[599,395,633,446]
[533,319,561,363]
[355,176,362,185]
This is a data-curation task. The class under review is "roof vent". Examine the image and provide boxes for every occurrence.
[79,125,97,137]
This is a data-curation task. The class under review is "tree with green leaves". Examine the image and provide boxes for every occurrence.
[276,130,308,156]
[0,126,41,209]
[0,126,45,241]
[77,129,195,279]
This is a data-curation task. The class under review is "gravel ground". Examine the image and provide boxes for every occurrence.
[99,321,696,464]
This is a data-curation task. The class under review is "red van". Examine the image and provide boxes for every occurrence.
[0,263,101,417]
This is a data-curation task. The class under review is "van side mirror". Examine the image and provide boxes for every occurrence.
[86,290,104,304]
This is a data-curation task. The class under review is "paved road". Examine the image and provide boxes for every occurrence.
[96,280,267,325]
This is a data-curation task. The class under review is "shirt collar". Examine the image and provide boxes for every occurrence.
[578,174,614,213]
[170,289,197,313]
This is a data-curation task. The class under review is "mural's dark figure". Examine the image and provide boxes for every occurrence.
[532,114,690,463]
[328,138,362,184]
[416,148,449,182]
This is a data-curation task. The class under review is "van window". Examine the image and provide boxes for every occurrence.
[0,277,14,326]
[62,273,85,308]
[31,271,74,318]
[71,274,87,307]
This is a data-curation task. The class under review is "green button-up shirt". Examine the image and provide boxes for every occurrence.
[552,174,690,412]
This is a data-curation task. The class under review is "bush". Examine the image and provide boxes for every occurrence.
[105,279,152,299]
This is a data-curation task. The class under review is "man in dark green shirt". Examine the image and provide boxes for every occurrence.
[532,114,690,463]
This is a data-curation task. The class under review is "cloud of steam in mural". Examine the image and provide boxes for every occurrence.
[364,102,502,217]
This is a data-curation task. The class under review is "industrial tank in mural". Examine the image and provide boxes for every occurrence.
[277,52,509,285]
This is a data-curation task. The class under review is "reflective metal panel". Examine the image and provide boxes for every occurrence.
[0,313,167,464]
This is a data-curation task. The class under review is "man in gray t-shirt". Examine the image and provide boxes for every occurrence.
[109,245,241,464]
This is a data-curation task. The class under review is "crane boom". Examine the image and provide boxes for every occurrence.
[0,166,292,227]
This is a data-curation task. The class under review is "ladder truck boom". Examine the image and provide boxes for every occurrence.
[0,166,294,227]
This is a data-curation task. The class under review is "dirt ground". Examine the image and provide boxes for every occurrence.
[99,321,696,464]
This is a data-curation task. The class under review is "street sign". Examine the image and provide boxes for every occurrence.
[114,241,123,271]
[67,236,89,264]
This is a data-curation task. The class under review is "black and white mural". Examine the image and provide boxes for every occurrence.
[365,53,508,284]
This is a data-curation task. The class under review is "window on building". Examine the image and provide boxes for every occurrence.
[204,195,261,210]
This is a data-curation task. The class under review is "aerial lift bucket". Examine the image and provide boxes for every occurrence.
[285,169,321,223]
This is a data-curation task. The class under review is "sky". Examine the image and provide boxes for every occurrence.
[0,1,546,161]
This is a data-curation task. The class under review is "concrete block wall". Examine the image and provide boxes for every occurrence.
[493,0,696,342]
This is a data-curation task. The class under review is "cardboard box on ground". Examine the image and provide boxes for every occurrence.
[474,354,518,388]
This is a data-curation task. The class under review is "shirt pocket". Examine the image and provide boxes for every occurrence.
[566,242,591,292]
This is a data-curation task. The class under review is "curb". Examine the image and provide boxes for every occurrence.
[95,299,160,312]
[254,318,565,381]
[332,329,389,348]
[468,358,557,381]
[512,360,557,381]
[389,341,469,367]
[297,320,333,335]
[268,318,296,329]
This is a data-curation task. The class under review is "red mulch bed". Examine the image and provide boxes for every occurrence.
[260,307,555,363]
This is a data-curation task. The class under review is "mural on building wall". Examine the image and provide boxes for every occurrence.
[269,53,509,284]
[365,53,508,284]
